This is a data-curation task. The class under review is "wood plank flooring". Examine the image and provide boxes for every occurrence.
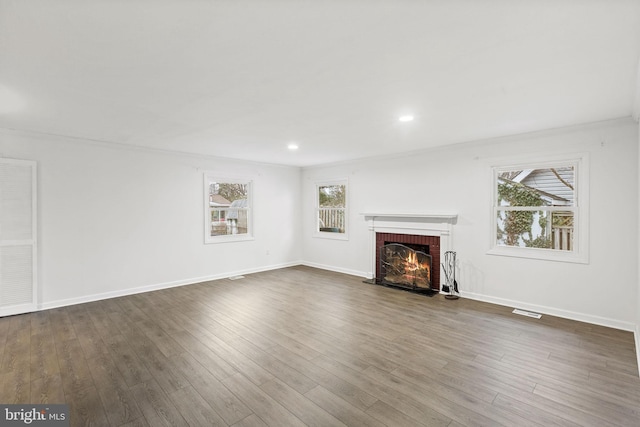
[1,265,639,426]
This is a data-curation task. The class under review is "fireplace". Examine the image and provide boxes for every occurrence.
[363,212,457,292]
[375,233,440,292]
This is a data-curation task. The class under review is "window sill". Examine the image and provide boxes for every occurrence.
[487,245,588,264]
[205,235,254,244]
[313,231,349,241]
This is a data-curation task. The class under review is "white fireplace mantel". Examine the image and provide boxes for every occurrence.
[361,212,458,236]
[361,212,457,283]
[362,212,458,222]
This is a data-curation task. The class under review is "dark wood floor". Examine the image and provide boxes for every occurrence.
[1,266,639,426]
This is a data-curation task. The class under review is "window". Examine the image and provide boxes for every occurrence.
[489,157,588,263]
[204,174,253,243]
[315,180,347,239]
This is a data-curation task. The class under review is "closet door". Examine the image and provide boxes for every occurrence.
[0,158,37,317]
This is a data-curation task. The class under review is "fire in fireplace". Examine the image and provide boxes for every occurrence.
[379,243,432,291]
[374,232,441,292]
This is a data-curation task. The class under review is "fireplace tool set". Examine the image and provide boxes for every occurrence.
[442,251,459,300]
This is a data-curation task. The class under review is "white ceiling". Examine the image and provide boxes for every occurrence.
[1,1,640,167]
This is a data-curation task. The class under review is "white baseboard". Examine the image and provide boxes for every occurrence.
[38,261,301,311]
[299,261,369,279]
[461,290,636,332]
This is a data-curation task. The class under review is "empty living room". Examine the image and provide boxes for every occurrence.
[1,1,640,426]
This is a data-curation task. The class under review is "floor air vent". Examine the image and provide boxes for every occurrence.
[512,308,542,319]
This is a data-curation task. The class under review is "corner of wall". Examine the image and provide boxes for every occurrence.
[636,325,640,377]
[633,58,640,122]
[636,115,640,376]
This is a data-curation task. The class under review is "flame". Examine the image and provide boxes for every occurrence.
[405,252,419,271]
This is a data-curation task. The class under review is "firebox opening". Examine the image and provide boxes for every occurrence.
[374,232,441,293]
[378,243,433,293]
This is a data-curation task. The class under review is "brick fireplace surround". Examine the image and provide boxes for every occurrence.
[363,213,458,292]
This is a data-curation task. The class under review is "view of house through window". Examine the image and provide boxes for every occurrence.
[317,182,347,235]
[495,165,575,251]
[205,176,252,242]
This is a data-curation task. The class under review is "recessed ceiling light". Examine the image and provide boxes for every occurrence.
[287,143,299,150]
[398,115,414,122]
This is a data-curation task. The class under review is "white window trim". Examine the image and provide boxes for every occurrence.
[204,173,254,244]
[314,178,349,240]
[487,154,589,264]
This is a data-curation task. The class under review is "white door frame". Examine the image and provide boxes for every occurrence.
[0,158,37,317]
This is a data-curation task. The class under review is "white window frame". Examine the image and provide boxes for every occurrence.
[488,154,589,263]
[204,173,254,244]
[314,179,348,240]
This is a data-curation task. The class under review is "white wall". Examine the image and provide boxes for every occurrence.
[0,130,302,308]
[637,117,640,369]
[1,119,637,332]
[302,118,639,330]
